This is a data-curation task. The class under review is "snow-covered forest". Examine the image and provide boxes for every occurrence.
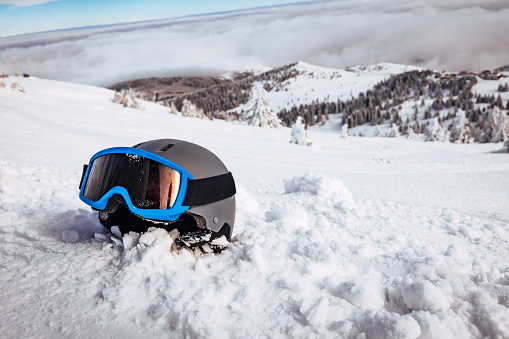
[113,62,509,145]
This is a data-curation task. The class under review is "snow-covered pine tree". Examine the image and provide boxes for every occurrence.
[479,107,497,142]
[426,117,447,142]
[374,125,382,137]
[492,106,509,143]
[449,111,473,144]
[408,125,417,140]
[113,89,143,109]
[244,84,281,128]
[388,123,400,138]
[290,116,312,146]
[181,99,206,119]
[169,101,179,115]
[341,124,349,138]
[113,91,121,103]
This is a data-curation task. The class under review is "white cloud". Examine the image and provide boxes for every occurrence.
[0,0,60,7]
[1,0,508,85]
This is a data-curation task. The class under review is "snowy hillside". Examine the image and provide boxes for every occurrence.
[163,61,421,120]
[267,61,423,113]
[120,61,509,146]
[1,76,509,338]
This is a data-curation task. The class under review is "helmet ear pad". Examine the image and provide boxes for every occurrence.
[187,196,235,236]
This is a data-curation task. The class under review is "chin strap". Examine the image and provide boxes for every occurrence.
[183,172,236,207]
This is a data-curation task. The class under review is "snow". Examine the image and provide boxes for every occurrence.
[243,63,274,75]
[1,75,509,338]
[221,63,273,80]
[266,61,422,114]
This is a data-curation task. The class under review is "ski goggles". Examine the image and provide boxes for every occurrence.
[79,147,235,222]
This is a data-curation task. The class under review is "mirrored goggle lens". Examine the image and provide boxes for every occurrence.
[83,153,181,209]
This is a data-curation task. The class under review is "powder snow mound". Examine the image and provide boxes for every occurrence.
[101,228,199,312]
[402,280,451,313]
[284,172,354,205]
[266,173,355,232]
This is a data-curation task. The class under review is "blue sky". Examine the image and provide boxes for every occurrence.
[0,0,303,36]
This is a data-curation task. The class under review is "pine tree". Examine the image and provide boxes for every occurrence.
[169,101,179,115]
[181,99,206,119]
[490,94,504,109]
[479,106,502,142]
[426,117,447,142]
[414,121,420,134]
[449,111,473,144]
[424,108,431,120]
[290,116,312,146]
[113,89,144,110]
[388,123,401,138]
[492,106,509,143]
[374,125,383,137]
[244,84,281,128]
[408,125,417,140]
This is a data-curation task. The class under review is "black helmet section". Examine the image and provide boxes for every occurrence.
[96,194,232,241]
[97,197,197,235]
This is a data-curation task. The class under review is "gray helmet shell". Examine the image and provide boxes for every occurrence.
[135,139,236,236]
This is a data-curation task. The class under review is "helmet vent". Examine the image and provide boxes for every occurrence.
[157,144,174,152]
[132,142,143,148]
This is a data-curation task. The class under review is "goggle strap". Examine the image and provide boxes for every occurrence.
[183,172,236,207]
[79,164,88,190]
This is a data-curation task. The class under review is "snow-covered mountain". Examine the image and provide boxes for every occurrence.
[116,61,509,145]
[1,74,508,338]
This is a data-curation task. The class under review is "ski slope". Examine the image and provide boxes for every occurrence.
[0,76,508,338]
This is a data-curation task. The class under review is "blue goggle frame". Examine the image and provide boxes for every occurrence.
[79,147,194,222]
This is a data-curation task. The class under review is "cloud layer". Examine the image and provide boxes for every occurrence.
[1,0,508,85]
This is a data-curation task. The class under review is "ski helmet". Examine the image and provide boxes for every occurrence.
[79,139,236,240]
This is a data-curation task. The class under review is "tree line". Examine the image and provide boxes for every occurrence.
[164,63,301,119]
[117,62,508,144]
